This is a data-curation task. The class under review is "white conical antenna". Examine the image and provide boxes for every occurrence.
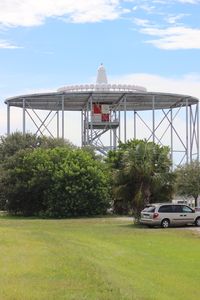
[96,63,108,84]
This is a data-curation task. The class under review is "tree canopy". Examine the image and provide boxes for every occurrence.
[0,147,110,217]
[0,132,74,162]
[106,139,174,218]
[175,161,200,206]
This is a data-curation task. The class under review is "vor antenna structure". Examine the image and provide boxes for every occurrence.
[5,64,199,166]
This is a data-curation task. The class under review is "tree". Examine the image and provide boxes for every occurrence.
[0,132,74,162]
[106,139,174,218]
[175,161,200,207]
[0,147,110,217]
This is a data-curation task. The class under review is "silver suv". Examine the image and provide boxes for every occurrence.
[140,203,200,228]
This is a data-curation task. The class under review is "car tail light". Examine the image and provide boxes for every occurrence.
[153,213,159,219]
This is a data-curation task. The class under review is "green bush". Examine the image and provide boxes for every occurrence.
[1,147,110,217]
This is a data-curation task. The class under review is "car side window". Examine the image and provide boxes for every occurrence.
[172,205,182,213]
[182,205,193,213]
[158,205,172,213]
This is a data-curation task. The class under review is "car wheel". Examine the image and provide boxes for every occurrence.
[195,217,200,227]
[161,219,170,228]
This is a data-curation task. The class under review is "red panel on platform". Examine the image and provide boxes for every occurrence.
[101,114,109,121]
[93,104,101,114]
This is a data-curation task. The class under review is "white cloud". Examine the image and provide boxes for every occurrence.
[144,26,200,49]
[138,4,156,13]
[0,40,21,49]
[153,0,200,3]
[131,0,200,50]
[134,18,151,27]
[0,0,198,28]
[0,0,124,27]
[165,13,189,25]
[134,22,200,49]
[177,0,200,3]
[110,72,200,99]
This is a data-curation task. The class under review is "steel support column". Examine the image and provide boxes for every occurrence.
[134,111,136,139]
[81,110,83,147]
[83,108,87,146]
[57,111,59,138]
[86,101,89,144]
[62,95,64,139]
[197,102,199,161]
[22,98,26,135]
[170,108,173,167]
[113,110,117,149]
[90,96,93,146]
[109,129,112,150]
[118,109,121,143]
[7,103,10,136]
[124,96,127,143]
[190,105,192,162]
[186,98,189,164]
[152,96,155,143]
[113,129,117,149]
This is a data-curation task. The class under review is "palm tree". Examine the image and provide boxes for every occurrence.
[109,139,173,219]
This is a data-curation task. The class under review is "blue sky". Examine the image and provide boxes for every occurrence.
[0,0,200,145]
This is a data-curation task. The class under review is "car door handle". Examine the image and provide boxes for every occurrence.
[180,215,186,217]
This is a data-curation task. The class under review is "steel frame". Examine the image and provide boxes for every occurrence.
[134,102,199,167]
[6,93,199,167]
[81,94,199,166]
[7,98,63,139]
[81,95,120,154]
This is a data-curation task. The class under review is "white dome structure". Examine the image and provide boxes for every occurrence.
[57,64,147,93]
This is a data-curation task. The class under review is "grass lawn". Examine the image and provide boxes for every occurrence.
[0,216,199,300]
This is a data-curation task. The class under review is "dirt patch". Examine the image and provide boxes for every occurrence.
[186,227,200,235]
[115,217,134,222]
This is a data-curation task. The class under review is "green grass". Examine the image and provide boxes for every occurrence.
[0,217,200,300]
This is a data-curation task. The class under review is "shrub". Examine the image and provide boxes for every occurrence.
[1,147,110,217]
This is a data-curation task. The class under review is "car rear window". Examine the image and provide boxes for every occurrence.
[143,206,155,213]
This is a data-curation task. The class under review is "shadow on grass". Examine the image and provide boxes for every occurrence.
[117,222,161,230]
[0,212,132,222]
[118,222,197,231]
[0,214,42,221]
